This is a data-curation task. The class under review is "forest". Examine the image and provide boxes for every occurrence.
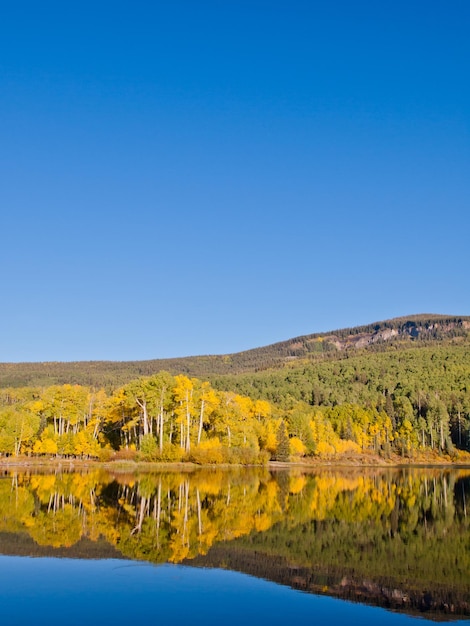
[0,315,469,463]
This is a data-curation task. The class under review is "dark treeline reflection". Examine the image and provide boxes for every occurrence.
[1,467,469,617]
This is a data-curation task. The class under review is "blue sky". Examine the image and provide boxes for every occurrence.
[1,1,469,362]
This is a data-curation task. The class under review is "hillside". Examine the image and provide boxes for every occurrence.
[1,314,469,461]
[1,314,469,389]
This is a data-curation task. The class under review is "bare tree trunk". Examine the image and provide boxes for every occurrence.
[185,390,191,453]
[196,488,202,536]
[197,399,205,445]
[93,417,100,440]
[159,407,164,454]
[135,398,150,436]
[156,478,162,546]
[183,479,189,546]
[131,496,147,535]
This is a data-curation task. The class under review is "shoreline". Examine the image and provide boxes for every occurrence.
[1,451,470,472]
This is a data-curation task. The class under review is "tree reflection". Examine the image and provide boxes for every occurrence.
[0,467,469,617]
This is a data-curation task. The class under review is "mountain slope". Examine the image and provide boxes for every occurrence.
[1,314,469,389]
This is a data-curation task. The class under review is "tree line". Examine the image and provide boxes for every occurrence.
[210,343,470,458]
[1,349,470,461]
[0,374,276,462]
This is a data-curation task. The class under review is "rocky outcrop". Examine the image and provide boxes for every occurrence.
[317,317,470,353]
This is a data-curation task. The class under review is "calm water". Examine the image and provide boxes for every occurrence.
[0,466,469,625]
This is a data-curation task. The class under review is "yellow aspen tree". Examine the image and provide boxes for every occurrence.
[173,375,194,453]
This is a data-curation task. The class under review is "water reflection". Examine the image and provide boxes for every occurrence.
[0,467,469,619]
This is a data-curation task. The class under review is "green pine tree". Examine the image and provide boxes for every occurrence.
[275,421,290,462]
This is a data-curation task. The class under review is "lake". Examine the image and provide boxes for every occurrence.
[0,465,469,625]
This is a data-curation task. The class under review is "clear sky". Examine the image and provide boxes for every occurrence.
[1,1,469,362]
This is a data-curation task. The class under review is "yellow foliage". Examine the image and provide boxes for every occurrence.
[33,437,58,455]
[315,441,336,456]
[254,513,272,532]
[190,438,224,464]
[265,430,278,454]
[252,400,271,420]
[289,437,306,457]
[265,479,280,507]
[169,541,190,563]
[333,439,361,455]
[192,472,223,495]
[160,442,185,462]
[233,394,253,417]
[289,475,306,494]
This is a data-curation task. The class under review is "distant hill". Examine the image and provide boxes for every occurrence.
[1,314,469,389]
